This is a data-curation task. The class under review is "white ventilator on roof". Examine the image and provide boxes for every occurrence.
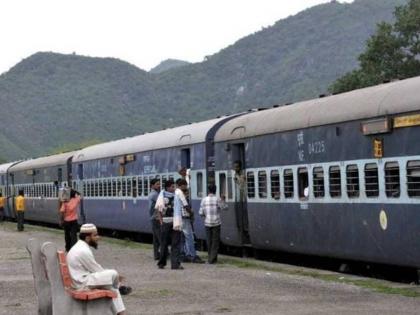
[0,162,17,175]
[215,76,420,142]
[9,152,77,173]
[73,117,230,163]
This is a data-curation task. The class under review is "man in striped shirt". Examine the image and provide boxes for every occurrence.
[199,184,227,264]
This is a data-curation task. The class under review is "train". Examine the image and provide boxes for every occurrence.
[2,75,420,269]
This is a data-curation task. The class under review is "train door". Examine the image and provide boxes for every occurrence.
[232,143,250,244]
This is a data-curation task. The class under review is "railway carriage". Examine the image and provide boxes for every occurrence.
[213,76,420,268]
[71,116,238,238]
[8,152,75,224]
[0,162,18,218]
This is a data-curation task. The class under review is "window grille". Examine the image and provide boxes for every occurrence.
[197,172,203,197]
[407,161,420,197]
[247,172,255,198]
[385,162,400,198]
[329,166,341,198]
[270,170,280,200]
[365,163,379,197]
[346,165,359,198]
[258,171,267,198]
[284,169,294,198]
[313,167,325,198]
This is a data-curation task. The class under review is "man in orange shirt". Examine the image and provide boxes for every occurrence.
[60,189,81,251]
[15,189,25,231]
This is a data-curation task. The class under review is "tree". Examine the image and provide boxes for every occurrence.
[329,0,420,94]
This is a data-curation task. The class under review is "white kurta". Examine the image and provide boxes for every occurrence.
[67,240,125,313]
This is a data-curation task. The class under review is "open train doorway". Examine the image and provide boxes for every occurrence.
[232,143,250,244]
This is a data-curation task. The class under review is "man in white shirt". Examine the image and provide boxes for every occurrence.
[67,224,129,315]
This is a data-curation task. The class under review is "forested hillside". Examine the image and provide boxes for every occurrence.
[0,0,407,161]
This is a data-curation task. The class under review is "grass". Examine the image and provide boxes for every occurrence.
[217,257,420,298]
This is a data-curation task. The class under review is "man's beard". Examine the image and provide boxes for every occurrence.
[88,239,98,249]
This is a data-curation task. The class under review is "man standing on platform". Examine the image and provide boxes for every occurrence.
[148,178,161,260]
[15,189,25,231]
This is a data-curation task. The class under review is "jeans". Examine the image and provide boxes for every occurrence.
[206,225,221,263]
[182,218,196,258]
[151,219,161,260]
[17,211,24,231]
[158,222,182,269]
[63,220,79,252]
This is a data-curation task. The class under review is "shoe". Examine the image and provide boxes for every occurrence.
[158,265,165,269]
[119,285,132,295]
[171,265,184,270]
[192,256,205,264]
[182,256,193,263]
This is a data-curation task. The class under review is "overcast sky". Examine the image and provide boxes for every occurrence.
[0,0,353,75]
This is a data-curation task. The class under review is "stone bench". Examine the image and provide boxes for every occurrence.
[27,238,117,315]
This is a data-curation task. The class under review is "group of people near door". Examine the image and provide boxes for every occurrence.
[149,167,227,270]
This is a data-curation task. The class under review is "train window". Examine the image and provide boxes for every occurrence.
[258,171,267,198]
[122,178,127,197]
[227,173,233,199]
[138,177,143,196]
[144,178,149,196]
[99,181,104,197]
[219,173,227,198]
[284,169,294,198]
[127,178,133,197]
[270,170,280,200]
[407,161,420,197]
[117,179,122,197]
[385,162,400,198]
[329,166,341,198]
[106,179,112,197]
[298,167,309,199]
[82,182,87,197]
[246,172,255,199]
[162,175,167,186]
[169,175,174,182]
[132,177,137,198]
[346,165,360,198]
[313,167,325,198]
[365,163,379,198]
[196,172,203,198]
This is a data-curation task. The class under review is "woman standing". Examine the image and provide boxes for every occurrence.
[60,189,81,251]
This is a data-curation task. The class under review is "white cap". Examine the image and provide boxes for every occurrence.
[80,223,97,234]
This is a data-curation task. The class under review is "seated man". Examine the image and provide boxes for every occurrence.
[67,224,131,315]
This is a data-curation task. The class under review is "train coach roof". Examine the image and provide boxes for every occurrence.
[0,162,17,174]
[72,117,229,162]
[9,152,76,172]
[214,76,420,142]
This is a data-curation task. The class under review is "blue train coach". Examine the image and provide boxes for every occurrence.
[213,76,420,268]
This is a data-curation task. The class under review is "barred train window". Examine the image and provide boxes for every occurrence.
[270,170,280,200]
[144,178,149,196]
[196,172,203,198]
[99,181,104,197]
[122,178,127,197]
[258,171,267,198]
[127,178,132,197]
[219,173,227,198]
[313,167,325,198]
[247,171,255,198]
[132,177,137,198]
[329,166,341,197]
[117,179,122,197]
[346,165,359,198]
[298,167,308,199]
[365,163,379,198]
[137,177,143,196]
[284,169,294,198]
[107,179,112,197]
[227,173,233,199]
[385,162,400,198]
[407,161,420,197]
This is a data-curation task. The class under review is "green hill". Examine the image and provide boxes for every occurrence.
[0,0,407,161]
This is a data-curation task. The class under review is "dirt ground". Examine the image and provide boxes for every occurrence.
[1,221,420,315]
